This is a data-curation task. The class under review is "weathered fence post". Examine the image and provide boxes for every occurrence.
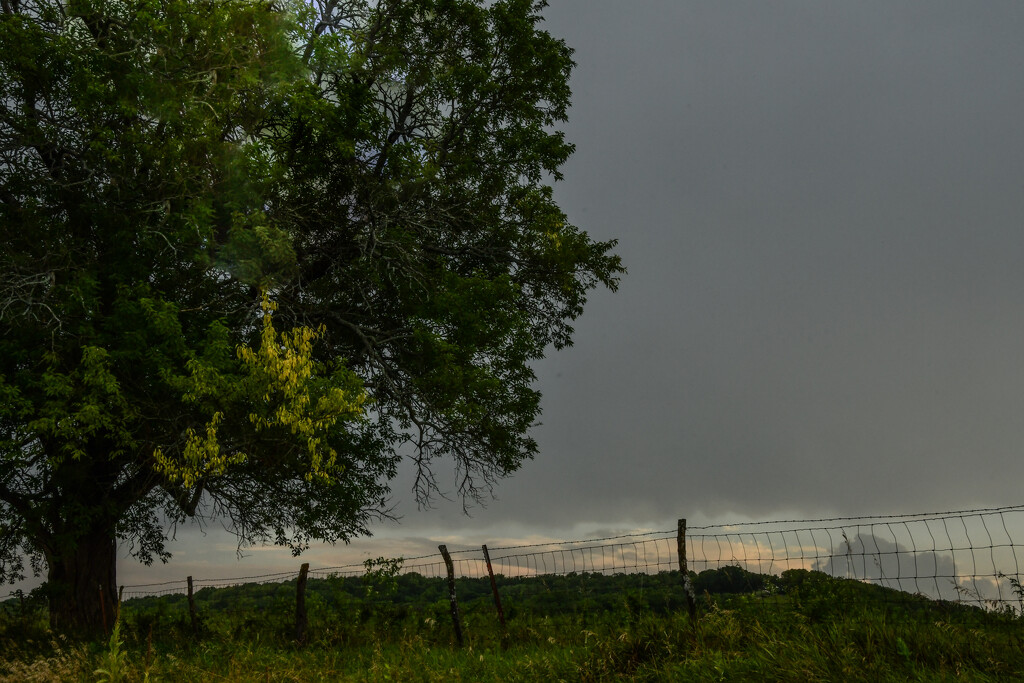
[482,545,508,647]
[678,519,697,622]
[438,545,464,647]
[187,576,200,636]
[295,562,310,645]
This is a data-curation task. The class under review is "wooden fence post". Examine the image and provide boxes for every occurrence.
[187,576,200,637]
[295,562,310,645]
[678,519,697,622]
[482,545,508,648]
[438,545,464,647]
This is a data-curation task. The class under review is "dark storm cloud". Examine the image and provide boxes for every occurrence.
[386,0,1024,533]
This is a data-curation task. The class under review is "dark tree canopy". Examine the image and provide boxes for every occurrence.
[0,0,622,633]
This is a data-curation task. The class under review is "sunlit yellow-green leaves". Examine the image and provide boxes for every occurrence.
[154,295,367,489]
[237,296,368,479]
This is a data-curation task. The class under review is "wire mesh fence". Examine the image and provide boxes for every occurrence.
[483,531,679,578]
[119,569,301,600]
[688,504,1024,611]
[9,504,1022,634]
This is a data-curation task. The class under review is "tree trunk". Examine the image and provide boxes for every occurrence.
[45,528,117,636]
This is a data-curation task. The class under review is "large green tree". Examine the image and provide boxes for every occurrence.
[0,0,622,634]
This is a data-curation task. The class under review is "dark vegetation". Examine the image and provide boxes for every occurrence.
[2,566,1022,681]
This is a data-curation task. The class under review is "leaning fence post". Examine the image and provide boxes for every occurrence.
[678,519,697,622]
[482,545,508,648]
[295,562,310,645]
[187,576,200,637]
[438,545,464,647]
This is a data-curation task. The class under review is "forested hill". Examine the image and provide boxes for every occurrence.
[94,565,984,625]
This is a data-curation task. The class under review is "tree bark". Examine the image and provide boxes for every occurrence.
[45,528,117,636]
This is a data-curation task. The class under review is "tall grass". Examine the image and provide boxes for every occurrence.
[2,571,1023,681]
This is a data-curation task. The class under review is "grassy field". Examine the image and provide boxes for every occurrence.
[2,569,1023,681]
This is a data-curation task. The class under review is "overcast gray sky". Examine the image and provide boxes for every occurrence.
[427,0,1024,525]
[33,0,1024,589]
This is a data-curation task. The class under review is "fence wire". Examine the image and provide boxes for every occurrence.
[689,505,1024,611]
[485,533,677,579]
[106,504,1024,615]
